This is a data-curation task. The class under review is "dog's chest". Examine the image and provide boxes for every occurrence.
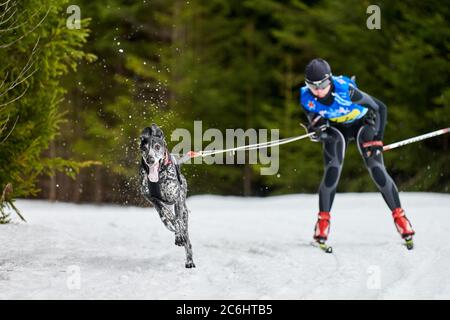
[150,165,181,203]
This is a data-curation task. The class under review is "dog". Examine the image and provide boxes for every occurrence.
[139,123,195,268]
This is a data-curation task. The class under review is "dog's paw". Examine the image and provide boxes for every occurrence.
[185,261,196,268]
[175,234,186,246]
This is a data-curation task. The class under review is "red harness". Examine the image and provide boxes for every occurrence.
[163,150,172,166]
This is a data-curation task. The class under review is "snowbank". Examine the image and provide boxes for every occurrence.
[1,193,449,299]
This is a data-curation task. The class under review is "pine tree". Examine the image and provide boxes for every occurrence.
[0,0,96,212]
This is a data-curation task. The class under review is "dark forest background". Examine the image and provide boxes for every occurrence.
[1,0,449,206]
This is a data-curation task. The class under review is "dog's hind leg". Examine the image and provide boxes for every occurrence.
[179,201,195,268]
[177,175,195,268]
[174,174,189,247]
[174,202,186,247]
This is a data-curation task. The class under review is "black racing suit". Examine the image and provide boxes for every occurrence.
[302,81,402,212]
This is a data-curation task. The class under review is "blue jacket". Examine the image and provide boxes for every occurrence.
[300,75,368,124]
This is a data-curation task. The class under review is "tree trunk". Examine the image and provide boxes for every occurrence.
[72,169,83,203]
[169,0,184,108]
[49,140,56,202]
[243,22,255,197]
[94,166,102,203]
[284,55,294,134]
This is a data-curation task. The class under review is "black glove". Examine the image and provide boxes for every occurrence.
[361,140,384,158]
[364,109,377,127]
[307,116,329,142]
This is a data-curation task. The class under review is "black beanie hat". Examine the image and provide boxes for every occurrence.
[305,58,332,82]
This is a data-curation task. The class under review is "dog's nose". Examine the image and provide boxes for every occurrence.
[148,156,155,165]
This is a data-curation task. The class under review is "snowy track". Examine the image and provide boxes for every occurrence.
[1,193,449,299]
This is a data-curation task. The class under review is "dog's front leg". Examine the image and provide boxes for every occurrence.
[139,164,150,196]
[151,197,177,233]
[140,168,176,232]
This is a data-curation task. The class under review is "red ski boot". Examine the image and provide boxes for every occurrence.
[313,211,332,253]
[392,208,415,250]
[314,211,331,242]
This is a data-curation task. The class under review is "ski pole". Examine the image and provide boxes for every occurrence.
[383,127,450,152]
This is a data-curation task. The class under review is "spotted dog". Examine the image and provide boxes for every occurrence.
[139,123,195,268]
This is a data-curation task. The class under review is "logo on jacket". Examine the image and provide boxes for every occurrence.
[307,100,315,110]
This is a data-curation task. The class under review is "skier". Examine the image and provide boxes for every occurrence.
[300,58,415,252]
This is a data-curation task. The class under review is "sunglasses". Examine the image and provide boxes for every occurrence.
[305,76,331,91]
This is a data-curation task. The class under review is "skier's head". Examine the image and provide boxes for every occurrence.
[305,58,332,98]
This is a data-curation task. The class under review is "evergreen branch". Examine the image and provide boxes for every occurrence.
[0,37,40,98]
[0,0,11,7]
[0,9,40,33]
[0,84,29,107]
[8,200,26,222]
[0,71,7,89]
[0,6,16,27]
[0,183,26,223]
[0,114,9,134]
[0,0,12,18]
[0,114,18,144]
[0,8,49,48]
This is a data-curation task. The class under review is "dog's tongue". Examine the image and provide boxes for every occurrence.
[148,162,160,182]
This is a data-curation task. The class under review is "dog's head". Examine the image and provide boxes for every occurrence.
[140,123,167,183]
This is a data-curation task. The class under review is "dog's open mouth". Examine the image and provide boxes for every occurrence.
[147,161,160,183]
[143,155,160,183]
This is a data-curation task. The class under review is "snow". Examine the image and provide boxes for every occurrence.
[1,193,449,300]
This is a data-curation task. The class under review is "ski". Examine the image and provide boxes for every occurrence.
[404,237,414,250]
[311,241,333,253]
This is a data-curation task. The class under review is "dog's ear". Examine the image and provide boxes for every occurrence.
[150,123,164,139]
[141,127,152,138]
[140,127,151,151]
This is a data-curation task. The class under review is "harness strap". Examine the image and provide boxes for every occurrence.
[163,150,183,185]
[164,149,172,165]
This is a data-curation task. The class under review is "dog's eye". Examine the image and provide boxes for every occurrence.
[154,144,161,151]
